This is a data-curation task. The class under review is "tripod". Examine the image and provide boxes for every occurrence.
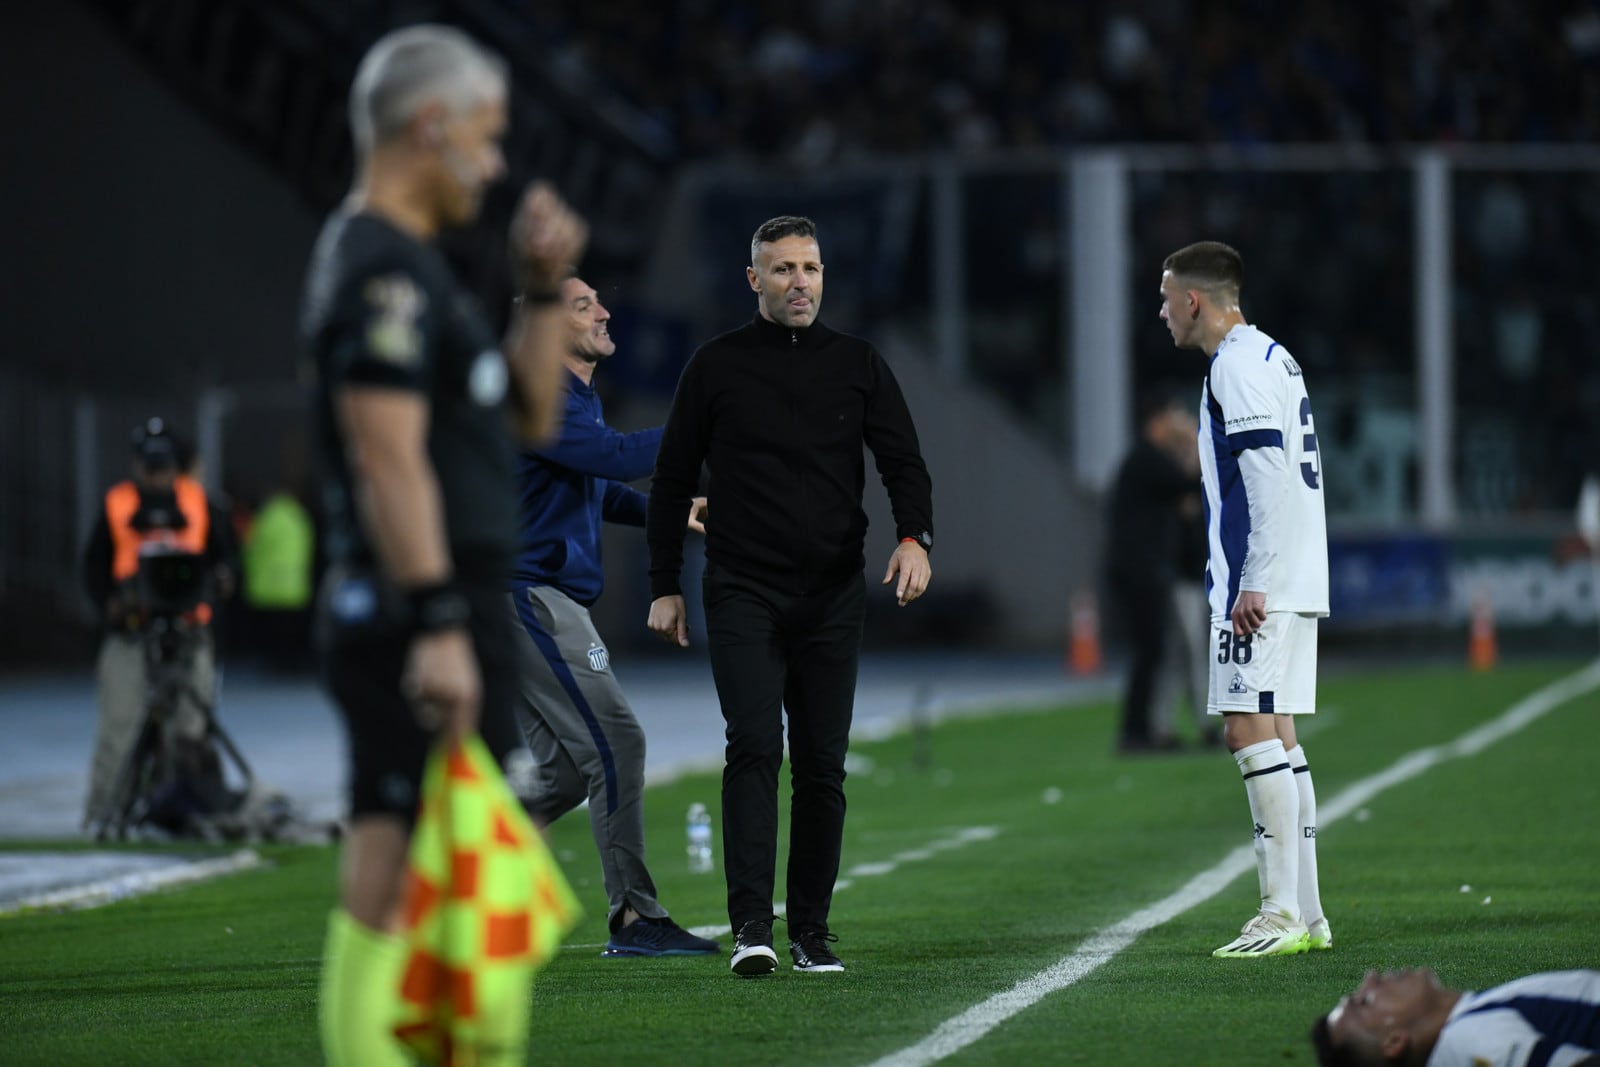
[93,617,254,841]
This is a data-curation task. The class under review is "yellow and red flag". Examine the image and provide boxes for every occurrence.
[392,734,580,1066]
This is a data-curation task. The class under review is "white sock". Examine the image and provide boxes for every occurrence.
[1234,738,1300,924]
[1286,744,1324,928]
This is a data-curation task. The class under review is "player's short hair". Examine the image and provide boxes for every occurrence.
[751,216,818,267]
[349,25,508,154]
[1308,1014,1363,1067]
[1163,241,1243,299]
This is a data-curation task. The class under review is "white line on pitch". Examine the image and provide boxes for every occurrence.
[564,826,1001,950]
[0,849,265,916]
[867,659,1600,1067]
[678,826,999,941]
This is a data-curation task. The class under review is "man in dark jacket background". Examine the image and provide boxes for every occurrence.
[1104,390,1204,753]
[507,276,717,959]
[646,215,934,977]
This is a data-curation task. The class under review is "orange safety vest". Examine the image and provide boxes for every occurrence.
[105,475,213,624]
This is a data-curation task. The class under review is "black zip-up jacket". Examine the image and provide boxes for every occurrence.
[647,314,934,597]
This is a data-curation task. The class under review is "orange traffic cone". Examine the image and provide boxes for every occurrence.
[1468,593,1498,672]
[1067,591,1103,676]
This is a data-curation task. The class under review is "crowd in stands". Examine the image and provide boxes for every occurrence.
[507,0,1600,164]
[489,0,1600,515]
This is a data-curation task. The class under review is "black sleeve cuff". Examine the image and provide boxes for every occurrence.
[404,583,471,633]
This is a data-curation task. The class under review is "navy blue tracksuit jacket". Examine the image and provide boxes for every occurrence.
[511,370,663,605]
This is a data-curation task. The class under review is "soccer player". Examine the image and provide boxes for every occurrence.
[507,276,718,958]
[1311,968,1600,1066]
[646,215,934,977]
[303,25,585,1066]
[1158,241,1331,958]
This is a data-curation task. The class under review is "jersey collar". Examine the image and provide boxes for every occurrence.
[750,313,833,350]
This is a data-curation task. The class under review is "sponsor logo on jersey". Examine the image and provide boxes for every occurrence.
[1253,821,1272,840]
[469,349,508,406]
[587,644,610,672]
[363,274,427,365]
[1229,672,1247,695]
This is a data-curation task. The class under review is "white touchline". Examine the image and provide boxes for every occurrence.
[0,850,265,916]
[866,659,1600,1067]
[556,825,992,953]
[565,826,1002,950]
[678,826,999,941]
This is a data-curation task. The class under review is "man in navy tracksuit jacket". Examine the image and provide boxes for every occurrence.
[507,276,716,958]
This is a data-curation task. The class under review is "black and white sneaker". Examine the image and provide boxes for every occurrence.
[730,919,777,977]
[789,930,844,972]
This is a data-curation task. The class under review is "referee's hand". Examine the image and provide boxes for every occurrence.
[647,595,691,648]
[403,629,482,740]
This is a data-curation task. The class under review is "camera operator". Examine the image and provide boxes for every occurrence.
[80,417,236,834]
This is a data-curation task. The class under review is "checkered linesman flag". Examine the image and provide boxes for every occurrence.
[393,734,581,1065]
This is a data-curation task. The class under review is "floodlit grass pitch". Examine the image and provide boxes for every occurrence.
[2,661,1597,1066]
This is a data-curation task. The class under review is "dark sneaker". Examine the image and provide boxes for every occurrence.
[789,930,844,972]
[602,917,721,958]
[730,919,777,977]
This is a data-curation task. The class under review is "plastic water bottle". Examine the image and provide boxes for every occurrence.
[686,802,713,873]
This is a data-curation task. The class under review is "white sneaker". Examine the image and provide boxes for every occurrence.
[1212,912,1310,958]
[1308,917,1333,951]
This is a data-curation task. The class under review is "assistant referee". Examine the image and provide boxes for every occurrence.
[302,25,585,1065]
[646,215,934,978]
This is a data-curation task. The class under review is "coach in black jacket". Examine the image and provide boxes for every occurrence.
[646,215,934,977]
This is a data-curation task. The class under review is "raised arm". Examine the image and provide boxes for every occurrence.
[536,411,664,483]
[504,183,588,445]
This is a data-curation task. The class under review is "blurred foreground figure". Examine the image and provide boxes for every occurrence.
[1311,968,1600,1066]
[301,24,585,1066]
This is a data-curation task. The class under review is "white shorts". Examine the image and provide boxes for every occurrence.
[1207,611,1320,716]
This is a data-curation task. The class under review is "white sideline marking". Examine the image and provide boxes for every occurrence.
[849,862,897,877]
[568,826,1001,950]
[680,826,1001,942]
[867,660,1600,1067]
[0,849,266,916]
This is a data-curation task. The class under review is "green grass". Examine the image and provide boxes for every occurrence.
[3,661,1598,1065]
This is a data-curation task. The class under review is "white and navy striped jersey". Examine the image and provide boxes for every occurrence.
[1198,323,1329,620]
[1429,970,1600,1067]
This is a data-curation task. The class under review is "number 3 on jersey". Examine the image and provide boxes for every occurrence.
[1299,396,1320,490]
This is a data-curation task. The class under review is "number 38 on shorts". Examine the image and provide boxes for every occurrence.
[1207,612,1321,716]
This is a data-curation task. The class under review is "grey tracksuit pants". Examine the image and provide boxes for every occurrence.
[507,584,663,932]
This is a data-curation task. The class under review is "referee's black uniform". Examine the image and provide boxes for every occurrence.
[303,209,523,821]
[647,313,933,938]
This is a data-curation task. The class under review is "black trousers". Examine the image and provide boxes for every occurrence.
[703,564,865,935]
[1111,577,1174,746]
[320,582,522,825]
